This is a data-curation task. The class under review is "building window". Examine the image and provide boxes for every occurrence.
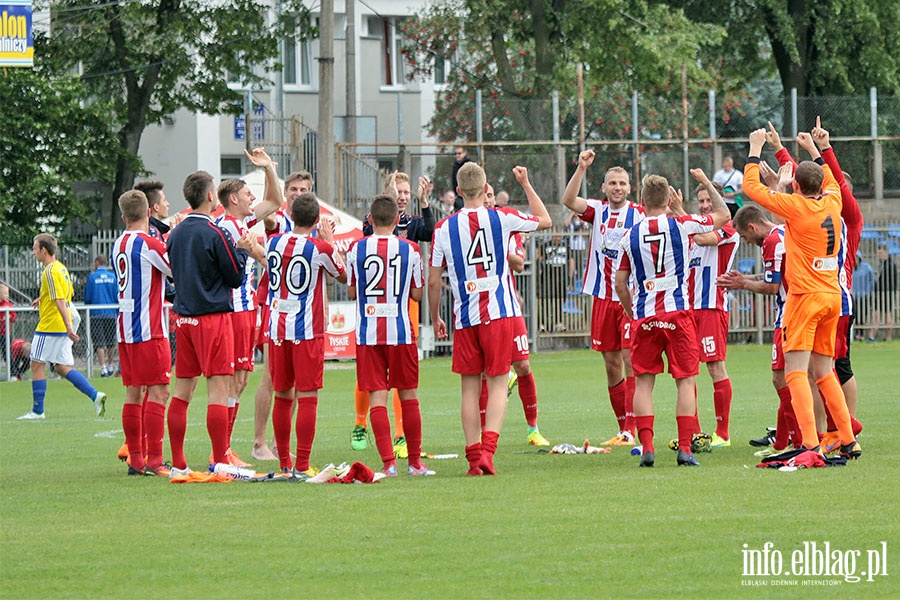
[284,36,315,88]
[221,156,244,178]
[371,17,407,87]
[434,53,449,86]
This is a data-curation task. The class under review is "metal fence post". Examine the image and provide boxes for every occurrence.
[553,91,566,206]
[475,89,483,162]
[871,87,884,200]
[632,90,639,189]
[709,89,717,172]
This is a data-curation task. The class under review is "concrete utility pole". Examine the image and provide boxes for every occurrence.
[317,0,335,201]
[345,0,356,144]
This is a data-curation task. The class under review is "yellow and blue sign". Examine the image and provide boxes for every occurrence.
[0,1,33,67]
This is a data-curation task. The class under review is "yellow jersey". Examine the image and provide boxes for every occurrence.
[36,261,74,334]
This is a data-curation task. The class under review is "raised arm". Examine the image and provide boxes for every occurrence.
[691,168,729,229]
[244,147,282,220]
[561,150,593,214]
[513,166,552,230]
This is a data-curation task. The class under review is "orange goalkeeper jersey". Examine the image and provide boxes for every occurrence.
[743,160,841,295]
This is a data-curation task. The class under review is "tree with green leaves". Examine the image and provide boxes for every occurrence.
[666,0,900,97]
[42,0,313,228]
[0,65,119,242]
[402,0,725,143]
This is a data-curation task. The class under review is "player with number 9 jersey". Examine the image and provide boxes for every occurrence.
[113,231,172,345]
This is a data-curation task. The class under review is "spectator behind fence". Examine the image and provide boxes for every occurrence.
[450,145,475,211]
[10,339,31,381]
[852,253,875,341]
[713,156,744,218]
[870,243,898,342]
[84,256,119,377]
[1,284,17,368]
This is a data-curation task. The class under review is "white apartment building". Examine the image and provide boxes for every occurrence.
[139,0,446,213]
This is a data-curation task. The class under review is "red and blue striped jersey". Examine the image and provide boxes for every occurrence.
[112,231,171,343]
[580,200,645,301]
[266,233,344,341]
[688,222,740,311]
[347,235,423,346]
[618,213,715,319]
[431,207,540,329]
[762,225,787,329]
[215,214,260,312]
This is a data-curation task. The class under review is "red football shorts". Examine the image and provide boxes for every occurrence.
[175,313,235,378]
[269,337,324,393]
[452,318,514,377]
[591,297,631,352]
[119,339,171,387]
[771,327,785,371]
[630,310,699,379]
[356,343,419,391]
[231,310,256,371]
[510,315,529,362]
[834,315,851,360]
[693,308,729,363]
[255,271,271,352]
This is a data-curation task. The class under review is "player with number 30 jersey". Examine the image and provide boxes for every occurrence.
[266,232,344,342]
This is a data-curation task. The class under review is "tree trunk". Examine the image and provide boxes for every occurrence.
[109,125,144,229]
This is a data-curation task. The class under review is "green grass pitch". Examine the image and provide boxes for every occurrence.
[2,343,898,598]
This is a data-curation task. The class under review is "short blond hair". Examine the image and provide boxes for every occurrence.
[118,190,149,223]
[456,163,486,200]
[641,175,669,209]
[605,166,630,183]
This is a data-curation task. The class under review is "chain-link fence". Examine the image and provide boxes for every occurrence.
[314,88,900,221]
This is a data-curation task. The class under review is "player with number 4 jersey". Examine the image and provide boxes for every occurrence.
[429,163,551,476]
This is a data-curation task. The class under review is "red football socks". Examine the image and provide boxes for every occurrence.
[122,403,144,470]
[713,378,732,439]
[401,399,423,469]
[167,397,189,470]
[635,415,655,453]
[517,373,538,428]
[273,396,294,470]
[144,400,166,469]
[294,396,318,472]
[465,442,482,476]
[370,405,396,468]
[623,375,636,436]
[608,379,626,431]
[676,415,694,456]
[207,404,229,466]
[480,430,499,475]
